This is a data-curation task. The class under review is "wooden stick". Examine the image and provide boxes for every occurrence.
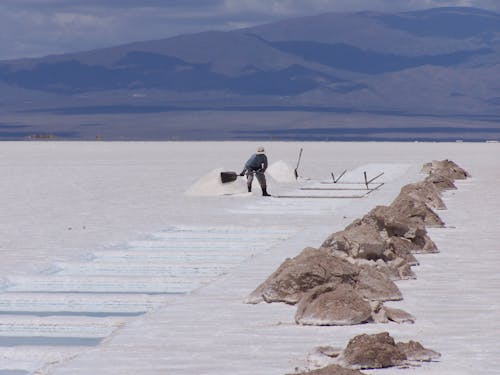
[363,182,385,196]
[294,148,303,180]
[334,170,346,183]
[367,172,385,185]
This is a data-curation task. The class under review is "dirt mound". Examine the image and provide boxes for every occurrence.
[421,159,470,180]
[295,284,372,326]
[245,247,359,305]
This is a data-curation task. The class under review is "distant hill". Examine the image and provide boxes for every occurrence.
[0,7,499,141]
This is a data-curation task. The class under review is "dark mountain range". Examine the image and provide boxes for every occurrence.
[0,7,499,140]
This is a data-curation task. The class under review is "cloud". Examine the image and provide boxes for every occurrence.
[0,1,229,60]
[222,0,500,15]
[0,0,498,60]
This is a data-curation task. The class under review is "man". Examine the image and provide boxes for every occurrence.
[240,146,271,196]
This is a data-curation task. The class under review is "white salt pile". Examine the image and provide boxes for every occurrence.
[185,168,247,196]
[186,162,294,197]
[267,160,296,183]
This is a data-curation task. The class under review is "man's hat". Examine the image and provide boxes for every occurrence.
[256,146,265,154]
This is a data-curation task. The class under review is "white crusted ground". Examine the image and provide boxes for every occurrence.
[0,142,498,375]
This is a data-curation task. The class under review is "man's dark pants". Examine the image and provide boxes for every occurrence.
[246,170,266,192]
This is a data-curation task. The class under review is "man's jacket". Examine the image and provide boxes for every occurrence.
[244,154,268,172]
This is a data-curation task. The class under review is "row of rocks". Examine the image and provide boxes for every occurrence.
[247,160,469,328]
[246,159,469,373]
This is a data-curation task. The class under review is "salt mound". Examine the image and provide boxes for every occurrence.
[185,168,247,196]
[267,160,296,183]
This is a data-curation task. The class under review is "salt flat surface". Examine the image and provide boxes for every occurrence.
[0,142,498,375]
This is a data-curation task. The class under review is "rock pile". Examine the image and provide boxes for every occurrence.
[424,173,457,192]
[421,159,470,180]
[245,247,402,306]
[342,332,408,369]
[244,159,468,374]
[245,247,360,305]
[248,160,469,330]
[302,332,440,373]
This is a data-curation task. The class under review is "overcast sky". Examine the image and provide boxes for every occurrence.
[1,0,498,60]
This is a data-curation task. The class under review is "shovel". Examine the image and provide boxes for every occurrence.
[294,148,303,180]
[220,171,240,183]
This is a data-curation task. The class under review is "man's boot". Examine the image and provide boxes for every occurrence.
[262,187,271,197]
[248,185,252,193]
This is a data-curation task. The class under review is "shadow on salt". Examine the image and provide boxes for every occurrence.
[0,336,102,347]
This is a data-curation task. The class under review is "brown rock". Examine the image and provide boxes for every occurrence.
[386,237,419,265]
[343,332,406,369]
[331,203,436,274]
[424,173,457,192]
[322,224,386,260]
[355,258,414,281]
[295,284,372,326]
[386,256,415,279]
[390,195,445,228]
[371,309,388,324]
[361,261,397,281]
[364,205,420,238]
[410,232,438,253]
[395,261,417,279]
[363,204,439,253]
[421,159,470,180]
[370,301,389,323]
[245,247,358,305]
[370,303,415,324]
[398,181,447,210]
[396,341,441,362]
[304,335,440,372]
[383,306,416,324]
[356,265,403,301]
[289,364,367,375]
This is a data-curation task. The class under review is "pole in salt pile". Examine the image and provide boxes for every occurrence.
[294,148,303,180]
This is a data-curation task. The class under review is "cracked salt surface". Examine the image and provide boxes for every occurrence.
[0,145,295,372]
